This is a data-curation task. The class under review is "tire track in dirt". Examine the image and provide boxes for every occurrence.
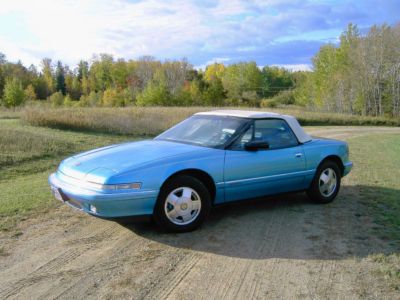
[226,206,281,299]
[0,223,119,299]
[49,243,158,300]
[33,225,152,299]
[144,252,203,300]
[151,201,284,300]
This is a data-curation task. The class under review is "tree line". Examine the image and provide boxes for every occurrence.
[0,23,399,117]
[0,53,295,109]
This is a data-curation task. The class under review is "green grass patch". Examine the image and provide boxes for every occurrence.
[0,122,74,167]
[347,133,400,242]
[0,171,58,231]
[0,119,136,231]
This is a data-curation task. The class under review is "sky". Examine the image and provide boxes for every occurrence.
[0,0,399,71]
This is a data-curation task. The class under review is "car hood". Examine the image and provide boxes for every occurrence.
[58,140,207,183]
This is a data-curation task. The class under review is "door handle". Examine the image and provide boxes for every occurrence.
[295,153,303,158]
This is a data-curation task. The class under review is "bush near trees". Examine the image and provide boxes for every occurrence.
[1,78,25,108]
[0,23,399,118]
[49,91,64,107]
[102,88,128,107]
[24,84,37,101]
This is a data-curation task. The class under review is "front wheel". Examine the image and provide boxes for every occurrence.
[307,161,341,203]
[154,175,211,232]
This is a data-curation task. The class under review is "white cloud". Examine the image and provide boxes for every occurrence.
[272,64,312,72]
[0,36,41,65]
[0,0,210,66]
[2,0,313,67]
[195,57,231,70]
[211,0,248,16]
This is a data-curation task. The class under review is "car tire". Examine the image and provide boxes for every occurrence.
[307,160,341,204]
[154,175,211,232]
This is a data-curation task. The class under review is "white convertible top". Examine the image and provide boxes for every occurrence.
[195,110,312,143]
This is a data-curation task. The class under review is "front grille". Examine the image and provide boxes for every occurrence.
[57,171,102,191]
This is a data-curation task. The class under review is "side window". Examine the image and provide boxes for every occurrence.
[230,125,253,150]
[253,119,298,149]
[230,119,298,150]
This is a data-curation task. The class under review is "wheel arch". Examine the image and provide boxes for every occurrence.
[319,155,344,176]
[160,169,216,203]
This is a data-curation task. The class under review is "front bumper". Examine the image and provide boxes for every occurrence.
[343,161,353,176]
[48,173,158,218]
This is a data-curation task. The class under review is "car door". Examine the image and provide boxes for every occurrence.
[223,118,306,202]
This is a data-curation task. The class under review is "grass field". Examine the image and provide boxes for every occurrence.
[352,133,400,242]
[21,106,400,136]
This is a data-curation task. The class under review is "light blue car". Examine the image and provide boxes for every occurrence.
[49,110,352,232]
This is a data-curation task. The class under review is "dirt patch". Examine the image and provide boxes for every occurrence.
[1,127,399,299]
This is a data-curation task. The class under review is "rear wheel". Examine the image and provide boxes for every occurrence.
[307,160,341,203]
[154,175,211,232]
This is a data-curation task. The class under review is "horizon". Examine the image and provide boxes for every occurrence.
[0,0,399,71]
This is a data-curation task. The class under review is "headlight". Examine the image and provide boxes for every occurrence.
[101,182,142,190]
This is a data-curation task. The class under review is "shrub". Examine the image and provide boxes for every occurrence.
[102,88,127,107]
[241,91,260,107]
[271,90,295,105]
[224,98,240,106]
[49,92,64,107]
[203,80,225,106]
[2,78,25,108]
[24,84,37,102]
[79,91,103,107]
[173,88,192,106]
[63,94,75,107]
[136,81,171,106]
[260,90,295,108]
[260,99,278,108]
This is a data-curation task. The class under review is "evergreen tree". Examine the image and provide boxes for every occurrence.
[55,61,66,95]
[77,60,89,80]
[0,52,5,99]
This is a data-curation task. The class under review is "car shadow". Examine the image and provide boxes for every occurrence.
[120,185,399,260]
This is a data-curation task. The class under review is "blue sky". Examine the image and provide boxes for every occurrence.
[0,0,399,71]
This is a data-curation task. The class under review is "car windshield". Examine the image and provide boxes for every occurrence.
[155,115,249,148]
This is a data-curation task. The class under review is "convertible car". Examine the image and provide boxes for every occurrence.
[49,110,352,232]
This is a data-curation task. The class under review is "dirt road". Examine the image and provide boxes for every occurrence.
[1,127,399,299]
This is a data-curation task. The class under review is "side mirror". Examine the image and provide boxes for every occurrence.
[244,141,270,151]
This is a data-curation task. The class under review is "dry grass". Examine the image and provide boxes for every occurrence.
[21,106,400,135]
[369,253,400,290]
[22,107,205,136]
[0,108,22,119]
